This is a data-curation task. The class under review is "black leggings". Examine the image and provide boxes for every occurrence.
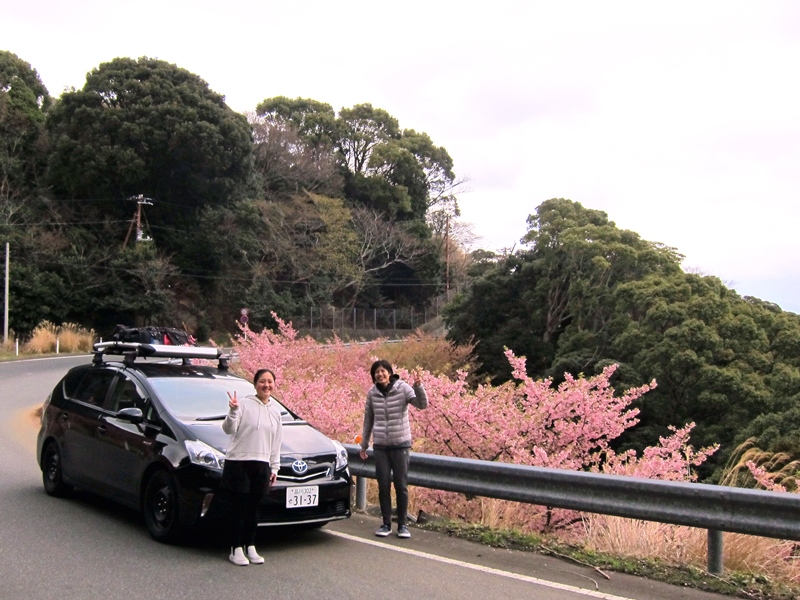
[373,447,410,527]
[222,460,270,548]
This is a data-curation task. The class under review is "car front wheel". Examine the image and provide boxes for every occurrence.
[143,470,182,543]
[42,441,72,497]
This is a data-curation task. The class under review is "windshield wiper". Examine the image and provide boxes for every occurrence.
[195,414,227,421]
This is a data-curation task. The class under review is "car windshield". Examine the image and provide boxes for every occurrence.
[147,377,294,422]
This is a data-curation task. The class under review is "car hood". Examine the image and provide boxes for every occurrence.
[183,420,338,459]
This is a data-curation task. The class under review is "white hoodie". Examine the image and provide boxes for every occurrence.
[223,394,283,475]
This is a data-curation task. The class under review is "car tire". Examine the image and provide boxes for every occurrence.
[42,441,72,497]
[143,470,183,543]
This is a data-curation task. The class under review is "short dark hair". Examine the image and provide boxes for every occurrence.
[253,368,276,385]
[370,359,393,382]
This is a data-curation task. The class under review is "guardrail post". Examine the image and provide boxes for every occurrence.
[707,529,723,574]
[356,476,367,510]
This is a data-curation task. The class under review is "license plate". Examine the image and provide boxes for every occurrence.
[286,485,319,508]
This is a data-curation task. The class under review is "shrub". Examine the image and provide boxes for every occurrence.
[56,323,96,352]
[23,321,58,353]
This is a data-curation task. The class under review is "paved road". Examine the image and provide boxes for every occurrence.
[0,355,731,600]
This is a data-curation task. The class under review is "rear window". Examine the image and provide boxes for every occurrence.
[72,370,116,407]
[62,368,88,398]
[148,376,294,422]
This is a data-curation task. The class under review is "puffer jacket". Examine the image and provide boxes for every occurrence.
[360,374,427,449]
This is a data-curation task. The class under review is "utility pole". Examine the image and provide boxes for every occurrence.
[4,242,8,344]
[123,195,154,249]
[445,214,450,301]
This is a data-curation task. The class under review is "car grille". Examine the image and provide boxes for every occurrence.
[257,500,349,525]
[277,461,333,483]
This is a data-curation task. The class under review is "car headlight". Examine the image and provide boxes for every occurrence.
[185,440,225,471]
[332,440,348,471]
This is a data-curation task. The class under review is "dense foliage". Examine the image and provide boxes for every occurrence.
[444,199,800,478]
[1,53,465,337]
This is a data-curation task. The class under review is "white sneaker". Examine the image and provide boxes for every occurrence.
[246,545,264,565]
[229,547,249,566]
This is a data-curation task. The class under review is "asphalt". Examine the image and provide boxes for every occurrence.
[329,504,734,600]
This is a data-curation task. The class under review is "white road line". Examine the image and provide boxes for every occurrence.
[0,354,87,364]
[326,530,637,600]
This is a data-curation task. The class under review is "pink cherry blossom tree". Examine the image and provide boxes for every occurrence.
[230,315,717,532]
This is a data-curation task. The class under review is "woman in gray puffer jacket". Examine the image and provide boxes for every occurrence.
[359,359,427,539]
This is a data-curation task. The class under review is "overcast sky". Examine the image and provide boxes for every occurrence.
[4,1,800,312]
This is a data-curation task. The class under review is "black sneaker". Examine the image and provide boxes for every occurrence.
[375,524,392,537]
[397,525,411,539]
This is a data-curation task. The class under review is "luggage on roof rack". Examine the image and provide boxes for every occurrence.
[94,341,220,359]
[110,325,196,346]
[92,341,227,368]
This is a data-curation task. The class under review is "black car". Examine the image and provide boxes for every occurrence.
[36,342,352,542]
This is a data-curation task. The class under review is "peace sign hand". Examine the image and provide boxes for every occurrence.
[227,391,239,410]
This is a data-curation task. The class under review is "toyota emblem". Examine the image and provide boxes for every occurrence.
[291,460,308,474]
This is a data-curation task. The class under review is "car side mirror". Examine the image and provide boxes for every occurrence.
[116,407,144,424]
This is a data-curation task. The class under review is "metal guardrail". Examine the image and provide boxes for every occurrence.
[344,444,800,574]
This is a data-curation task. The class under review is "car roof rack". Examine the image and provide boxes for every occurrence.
[92,342,228,368]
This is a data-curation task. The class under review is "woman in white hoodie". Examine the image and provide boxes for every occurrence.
[222,368,283,566]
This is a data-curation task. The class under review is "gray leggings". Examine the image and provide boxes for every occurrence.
[373,447,410,527]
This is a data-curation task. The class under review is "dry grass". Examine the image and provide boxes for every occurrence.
[719,437,800,492]
[1,331,15,353]
[56,322,96,352]
[23,321,58,353]
[376,330,476,378]
[582,515,704,565]
[582,514,800,586]
[21,321,95,354]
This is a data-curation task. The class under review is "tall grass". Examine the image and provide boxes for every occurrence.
[21,321,96,354]
[582,514,800,585]
[376,330,477,379]
[1,329,15,354]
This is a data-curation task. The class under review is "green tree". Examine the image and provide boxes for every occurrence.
[337,103,400,174]
[447,199,682,381]
[609,271,776,477]
[255,96,338,151]
[446,198,800,479]
[0,51,51,226]
[95,244,183,326]
[444,249,556,382]
[45,57,253,248]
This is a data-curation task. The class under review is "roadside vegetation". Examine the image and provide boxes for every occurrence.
[0,321,95,359]
[418,518,800,600]
[231,318,800,600]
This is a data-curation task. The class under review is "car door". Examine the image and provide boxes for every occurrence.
[61,369,116,489]
[94,373,160,506]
